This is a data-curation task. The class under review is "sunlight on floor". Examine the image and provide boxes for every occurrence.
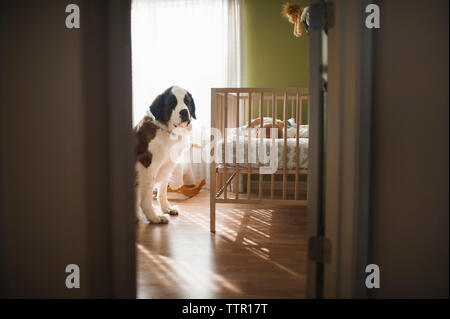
[137,243,242,296]
[136,191,306,298]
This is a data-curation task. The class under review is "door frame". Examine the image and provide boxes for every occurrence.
[323,0,374,298]
[107,0,136,298]
[305,0,325,299]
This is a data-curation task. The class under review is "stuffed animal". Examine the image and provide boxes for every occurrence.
[282,3,310,37]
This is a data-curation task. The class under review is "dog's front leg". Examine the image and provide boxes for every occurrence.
[159,179,179,216]
[140,168,169,224]
[157,164,179,216]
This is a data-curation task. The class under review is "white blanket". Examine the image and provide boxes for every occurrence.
[218,137,309,170]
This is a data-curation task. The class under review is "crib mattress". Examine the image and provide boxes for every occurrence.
[217,137,309,170]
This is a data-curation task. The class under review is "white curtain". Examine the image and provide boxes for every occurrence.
[131,0,242,188]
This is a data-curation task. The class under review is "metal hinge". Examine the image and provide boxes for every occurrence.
[310,1,334,32]
[308,236,331,263]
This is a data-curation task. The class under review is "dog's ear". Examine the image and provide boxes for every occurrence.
[186,91,196,120]
[149,93,166,122]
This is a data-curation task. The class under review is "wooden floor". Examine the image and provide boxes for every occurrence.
[136,190,307,299]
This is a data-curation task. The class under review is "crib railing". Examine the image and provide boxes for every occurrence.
[210,88,309,232]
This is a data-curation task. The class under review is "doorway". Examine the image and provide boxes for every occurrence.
[129,0,318,299]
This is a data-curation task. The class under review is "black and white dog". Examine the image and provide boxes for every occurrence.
[134,86,196,223]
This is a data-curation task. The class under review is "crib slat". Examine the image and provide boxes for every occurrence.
[224,92,228,200]
[247,93,252,200]
[235,92,240,199]
[291,99,298,118]
[210,89,216,233]
[295,93,300,200]
[283,93,288,200]
[258,92,264,199]
[306,96,310,202]
[271,94,276,200]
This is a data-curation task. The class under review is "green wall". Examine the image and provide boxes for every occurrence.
[243,1,309,182]
[243,0,309,88]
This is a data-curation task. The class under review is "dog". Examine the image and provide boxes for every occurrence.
[134,86,196,223]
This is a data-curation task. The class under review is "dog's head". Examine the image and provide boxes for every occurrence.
[149,86,196,130]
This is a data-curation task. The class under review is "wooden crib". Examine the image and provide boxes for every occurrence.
[210,88,309,232]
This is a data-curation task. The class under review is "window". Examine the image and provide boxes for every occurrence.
[131,0,242,127]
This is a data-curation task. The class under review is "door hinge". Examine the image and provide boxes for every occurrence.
[308,236,331,263]
[310,1,335,32]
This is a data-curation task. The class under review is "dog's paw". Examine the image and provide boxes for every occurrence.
[148,215,169,224]
[168,209,179,216]
[164,207,179,216]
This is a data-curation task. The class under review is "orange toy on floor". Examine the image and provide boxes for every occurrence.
[153,179,206,198]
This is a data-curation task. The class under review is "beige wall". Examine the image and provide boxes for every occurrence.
[370,0,449,298]
[0,0,135,298]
